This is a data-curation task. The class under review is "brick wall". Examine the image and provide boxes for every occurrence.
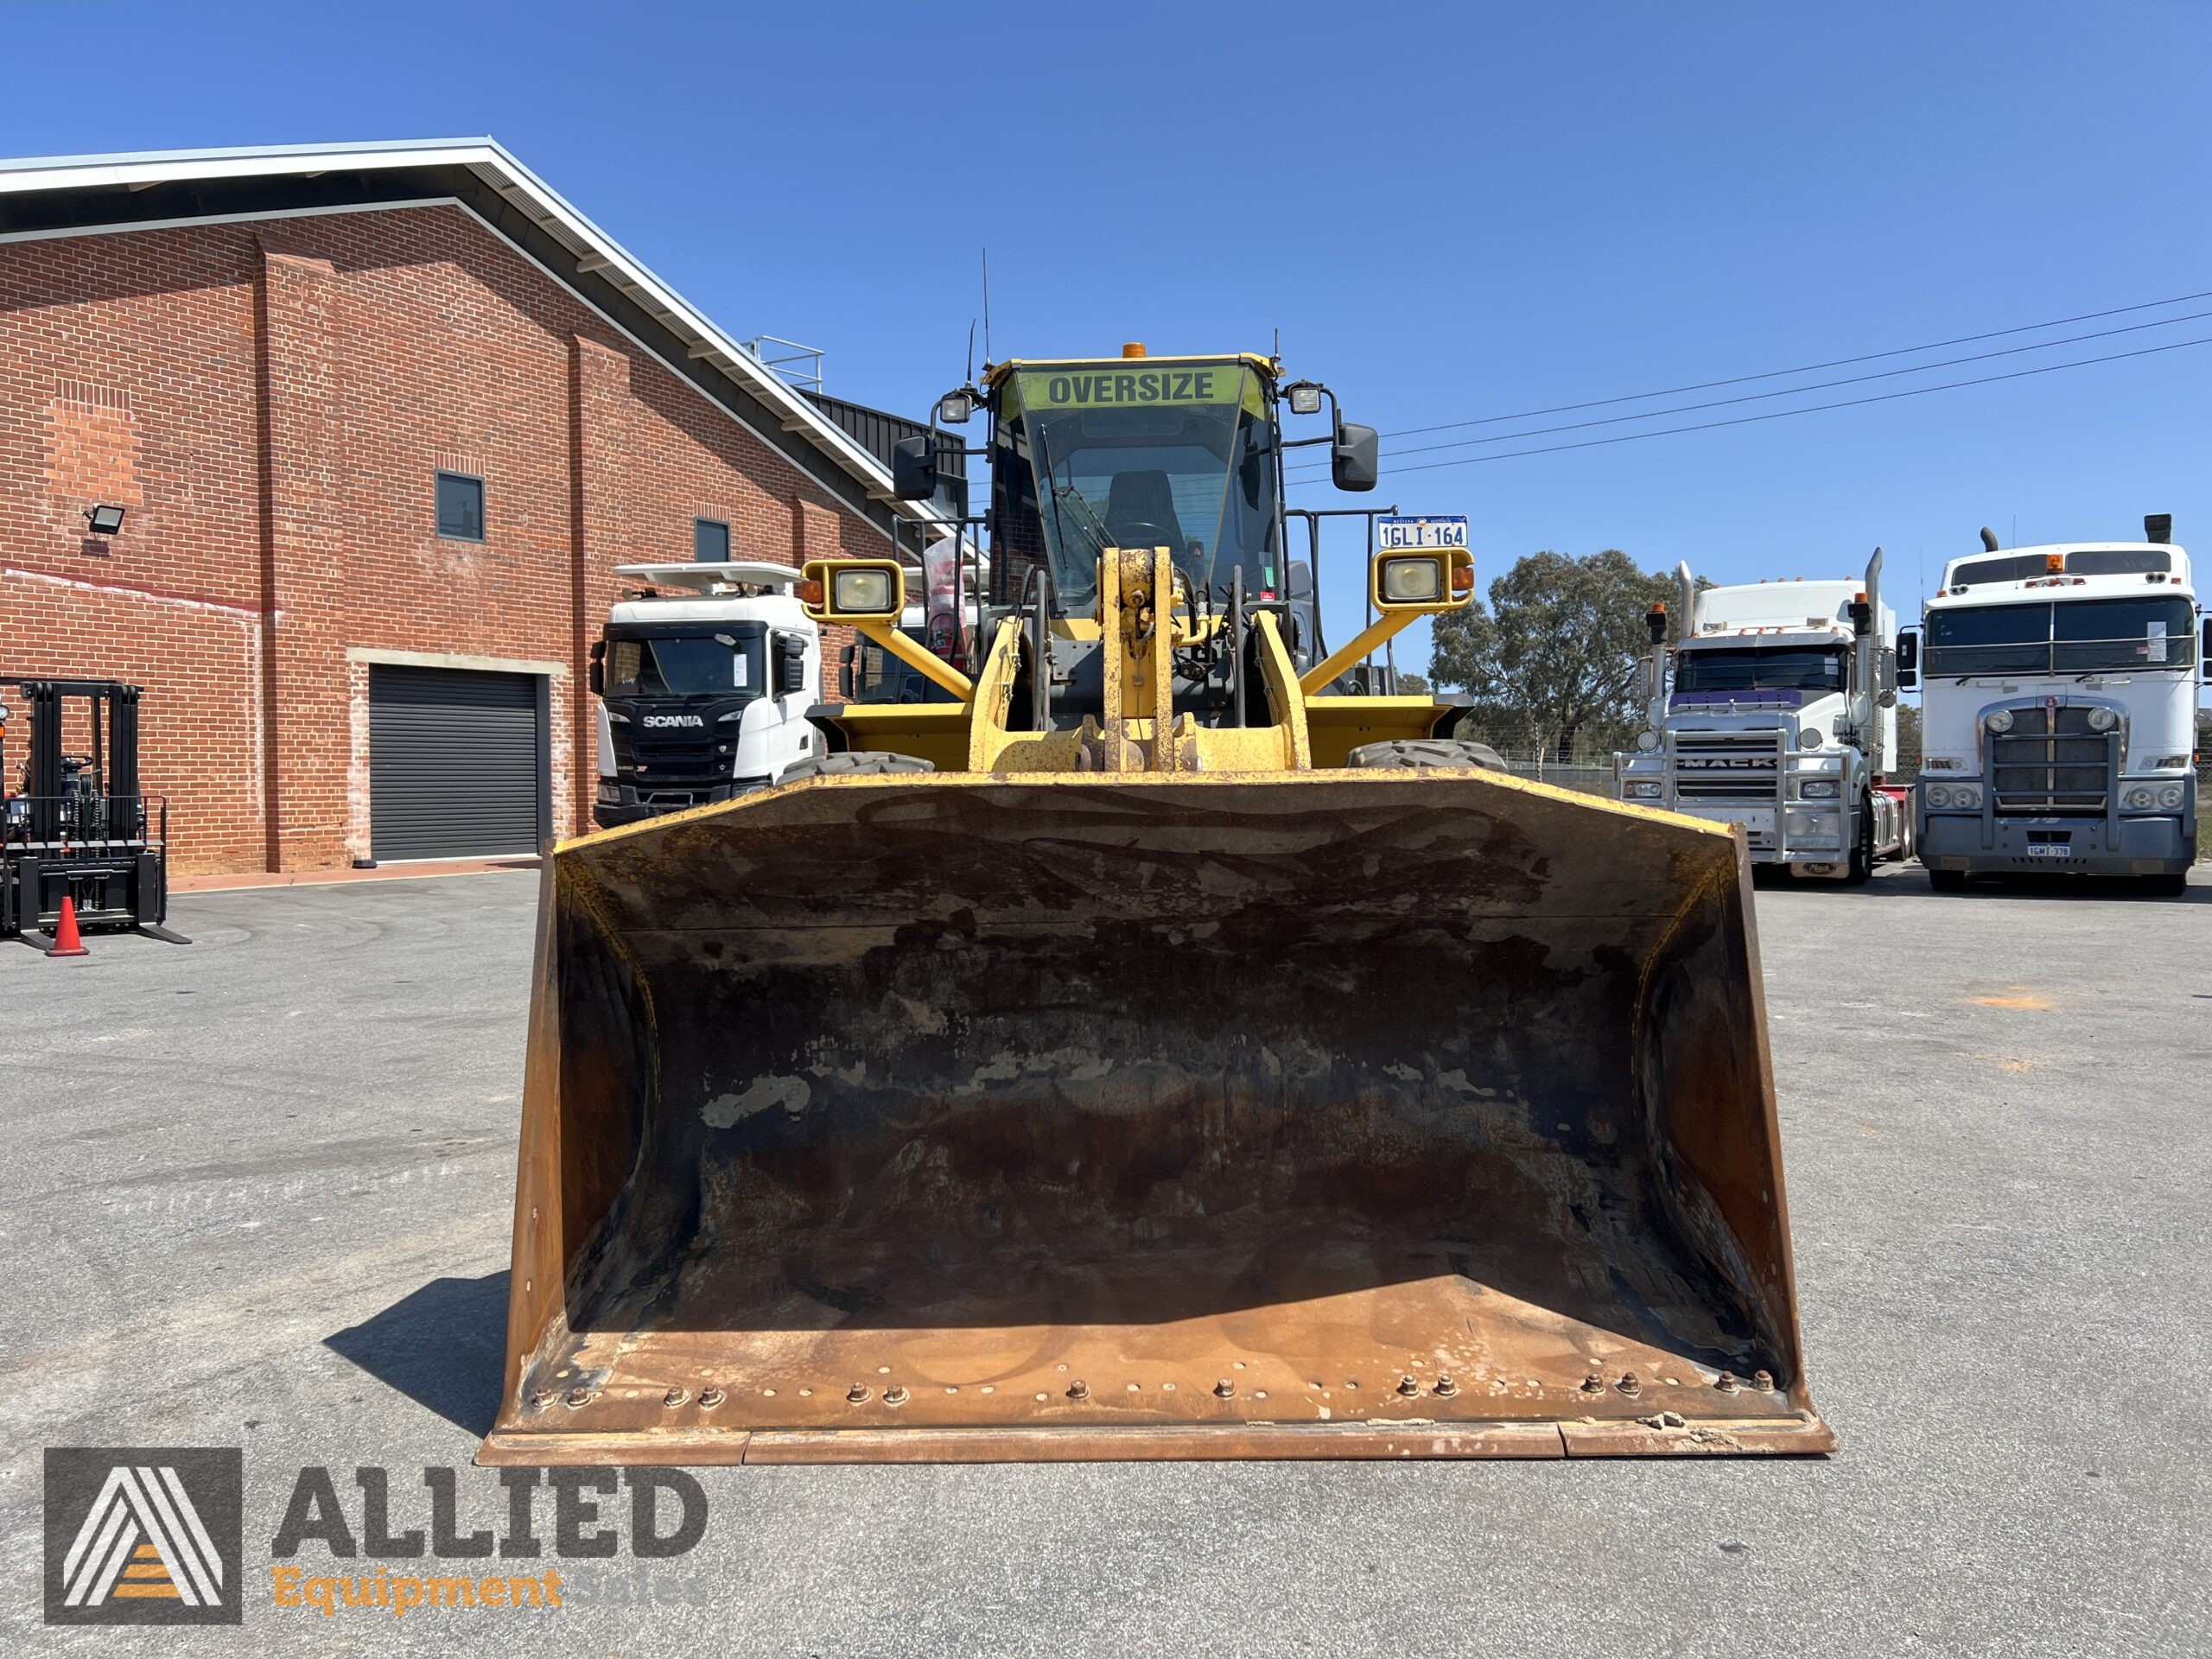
[0,204,883,874]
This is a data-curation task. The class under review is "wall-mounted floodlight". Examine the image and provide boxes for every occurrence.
[84,504,127,536]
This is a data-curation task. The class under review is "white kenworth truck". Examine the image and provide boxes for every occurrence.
[1613,549,1906,882]
[588,562,823,828]
[1899,518,2206,895]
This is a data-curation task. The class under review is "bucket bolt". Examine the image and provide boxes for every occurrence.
[1715,1371,1739,1393]
[1433,1375,1459,1398]
[698,1388,725,1409]
[883,1385,909,1407]
[530,1389,556,1410]
[1396,1375,1421,1396]
[1616,1372,1642,1396]
[1753,1370,1776,1392]
[1581,1373,1606,1394]
[1067,1380,1090,1402]
[1214,1378,1236,1399]
[563,1388,596,1409]
[663,1387,690,1408]
[847,1383,873,1404]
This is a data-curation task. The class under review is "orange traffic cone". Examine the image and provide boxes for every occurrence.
[48,894,89,958]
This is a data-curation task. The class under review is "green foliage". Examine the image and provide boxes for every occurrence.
[1391,670,1432,696]
[1427,549,1674,759]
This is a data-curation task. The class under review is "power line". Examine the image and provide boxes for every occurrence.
[1373,287,2212,438]
[1287,303,2212,474]
[1285,332,2212,482]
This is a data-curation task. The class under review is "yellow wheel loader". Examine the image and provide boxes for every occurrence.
[480,350,1834,1465]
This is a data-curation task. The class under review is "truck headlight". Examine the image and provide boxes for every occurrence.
[1797,727,1824,751]
[1984,709,2013,734]
[2123,786,2155,810]
[1624,780,1663,799]
[596,782,622,805]
[2157,784,2183,809]
[1925,784,1952,809]
[2086,706,2118,733]
[1635,729,1661,752]
[1799,779,1840,799]
[1927,783,1980,810]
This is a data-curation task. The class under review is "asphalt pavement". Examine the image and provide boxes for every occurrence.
[2,862,2206,1656]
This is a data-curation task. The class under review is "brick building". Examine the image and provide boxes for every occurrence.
[0,140,956,874]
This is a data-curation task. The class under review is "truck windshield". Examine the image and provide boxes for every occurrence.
[995,362,1281,609]
[1925,597,2196,676]
[605,633,759,697]
[1674,646,1847,692]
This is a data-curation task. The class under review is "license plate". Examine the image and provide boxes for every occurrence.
[2026,842,2071,858]
[1375,515,1469,551]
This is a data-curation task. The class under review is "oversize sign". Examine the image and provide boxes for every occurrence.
[1021,365,1243,407]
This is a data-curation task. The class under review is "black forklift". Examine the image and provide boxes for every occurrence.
[1,678,187,946]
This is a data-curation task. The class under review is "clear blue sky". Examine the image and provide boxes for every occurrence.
[6,1,2209,680]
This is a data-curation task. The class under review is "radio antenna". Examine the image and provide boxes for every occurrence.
[965,319,976,385]
[981,247,993,364]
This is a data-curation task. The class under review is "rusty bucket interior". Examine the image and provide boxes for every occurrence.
[480,771,1833,1464]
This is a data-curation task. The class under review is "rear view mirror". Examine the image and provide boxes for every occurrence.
[2202,616,2212,680]
[1332,421,1379,493]
[588,638,606,697]
[891,434,938,501]
[1896,627,1919,691]
[776,634,808,696]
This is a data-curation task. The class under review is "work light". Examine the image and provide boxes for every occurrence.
[834,569,896,614]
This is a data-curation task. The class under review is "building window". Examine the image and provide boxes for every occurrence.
[694,518,731,563]
[436,471,485,542]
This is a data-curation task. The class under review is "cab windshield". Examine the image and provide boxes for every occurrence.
[1925,597,2196,676]
[1674,646,1847,693]
[995,362,1281,608]
[604,632,760,697]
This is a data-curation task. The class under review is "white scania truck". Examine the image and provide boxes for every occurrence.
[589,562,823,828]
[1899,518,2206,895]
[1613,549,1907,882]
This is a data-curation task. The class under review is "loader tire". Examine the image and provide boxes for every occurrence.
[779,750,936,783]
[1344,739,1504,772]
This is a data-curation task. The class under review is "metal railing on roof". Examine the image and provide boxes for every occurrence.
[742,335,824,395]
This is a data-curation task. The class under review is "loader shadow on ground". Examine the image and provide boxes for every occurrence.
[327,1271,510,1439]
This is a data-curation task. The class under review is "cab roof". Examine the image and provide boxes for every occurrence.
[984,353,1278,387]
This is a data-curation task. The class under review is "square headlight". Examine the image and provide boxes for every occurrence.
[833,568,895,613]
[1378,556,1445,604]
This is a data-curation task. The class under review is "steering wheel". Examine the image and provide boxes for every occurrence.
[1109,520,1173,552]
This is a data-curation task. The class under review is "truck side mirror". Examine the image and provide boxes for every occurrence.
[776,634,809,696]
[588,638,606,697]
[891,434,938,501]
[1332,422,1379,493]
[837,643,855,700]
[1896,628,1919,690]
[2202,616,2212,680]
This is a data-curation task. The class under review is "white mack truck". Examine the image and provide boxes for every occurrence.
[1899,518,2205,895]
[1614,549,1907,882]
[588,562,823,828]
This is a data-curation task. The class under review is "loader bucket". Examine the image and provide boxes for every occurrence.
[480,771,1833,1465]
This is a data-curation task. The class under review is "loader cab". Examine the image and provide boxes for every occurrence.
[983,357,1287,614]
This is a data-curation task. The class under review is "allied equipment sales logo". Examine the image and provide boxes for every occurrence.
[44,1447,245,1626]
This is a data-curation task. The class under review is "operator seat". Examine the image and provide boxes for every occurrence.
[1104,470,1188,556]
